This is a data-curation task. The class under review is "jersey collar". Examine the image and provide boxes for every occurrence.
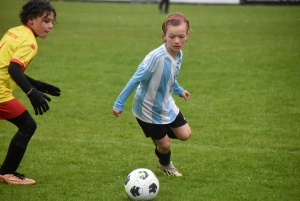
[24,25,37,37]
[163,43,182,62]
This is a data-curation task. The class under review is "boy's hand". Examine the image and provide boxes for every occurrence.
[181,90,190,101]
[33,81,61,97]
[113,108,122,117]
[27,88,51,115]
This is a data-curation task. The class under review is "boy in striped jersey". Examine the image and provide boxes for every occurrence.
[113,13,192,176]
[0,0,61,185]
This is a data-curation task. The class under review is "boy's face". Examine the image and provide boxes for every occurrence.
[163,23,188,57]
[27,11,55,38]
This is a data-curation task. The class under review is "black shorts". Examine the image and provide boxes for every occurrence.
[136,111,187,140]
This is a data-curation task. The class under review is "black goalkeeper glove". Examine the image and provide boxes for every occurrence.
[35,81,61,96]
[27,88,51,115]
[25,75,61,97]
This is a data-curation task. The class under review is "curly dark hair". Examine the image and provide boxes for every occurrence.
[19,0,56,24]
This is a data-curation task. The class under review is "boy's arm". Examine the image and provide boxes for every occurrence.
[113,52,157,112]
[8,62,33,94]
[113,66,152,111]
[113,78,140,111]
[24,74,61,96]
[173,80,184,96]
[8,62,51,115]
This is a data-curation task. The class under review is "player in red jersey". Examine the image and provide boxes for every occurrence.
[0,0,61,185]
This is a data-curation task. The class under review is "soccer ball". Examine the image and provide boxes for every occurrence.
[124,168,159,200]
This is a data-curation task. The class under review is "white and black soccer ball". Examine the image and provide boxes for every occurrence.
[124,168,159,201]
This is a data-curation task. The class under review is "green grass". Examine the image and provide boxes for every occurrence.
[0,0,300,200]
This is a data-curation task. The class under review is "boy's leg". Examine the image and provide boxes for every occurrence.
[165,0,170,13]
[158,0,164,12]
[136,117,183,176]
[154,111,191,176]
[154,135,171,165]
[169,111,191,141]
[171,123,191,141]
[154,136,182,176]
[0,110,37,174]
[0,110,37,185]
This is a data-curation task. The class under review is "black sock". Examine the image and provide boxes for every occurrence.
[0,168,6,175]
[0,131,29,174]
[0,111,36,175]
[155,148,171,166]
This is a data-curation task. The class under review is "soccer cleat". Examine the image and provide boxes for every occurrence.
[156,161,182,177]
[0,172,36,185]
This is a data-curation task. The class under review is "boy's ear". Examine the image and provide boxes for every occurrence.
[27,16,34,25]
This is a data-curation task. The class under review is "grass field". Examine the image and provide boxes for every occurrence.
[0,0,300,200]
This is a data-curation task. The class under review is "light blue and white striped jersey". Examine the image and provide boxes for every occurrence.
[113,43,184,124]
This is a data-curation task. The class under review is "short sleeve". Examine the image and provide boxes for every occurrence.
[11,39,37,71]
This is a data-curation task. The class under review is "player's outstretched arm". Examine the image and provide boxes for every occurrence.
[25,74,61,97]
[8,62,51,115]
[8,62,33,94]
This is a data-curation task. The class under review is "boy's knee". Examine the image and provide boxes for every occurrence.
[178,130,192,141]
[19,118,37,136]
[29,120,37,132]
[156,140,171,153]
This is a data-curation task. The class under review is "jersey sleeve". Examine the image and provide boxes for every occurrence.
[173,80,184,96]
[113,54,156,111]
[113,78,139,111]
[113,68,153,111]
[11,39,37,71]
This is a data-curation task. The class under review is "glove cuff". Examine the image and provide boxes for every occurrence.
[27,88,34,96]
